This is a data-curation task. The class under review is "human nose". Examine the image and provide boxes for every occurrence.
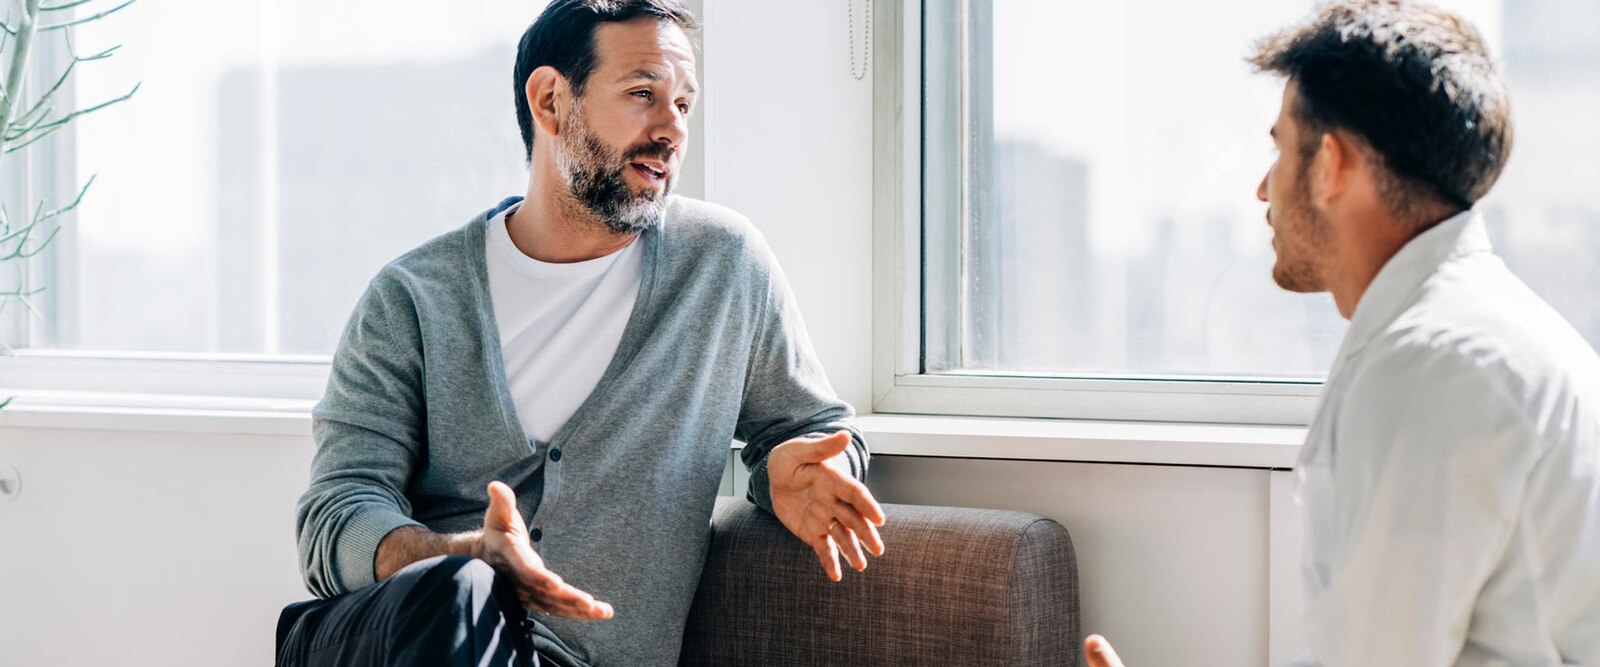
[651,102,687,150]
[1256,167,1270,203]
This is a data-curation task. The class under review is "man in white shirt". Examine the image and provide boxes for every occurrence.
[1086,2,1600,665]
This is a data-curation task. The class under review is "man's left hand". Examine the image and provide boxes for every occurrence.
[767,431,887,581]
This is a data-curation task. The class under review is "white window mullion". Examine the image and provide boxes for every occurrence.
[257,0,281,355]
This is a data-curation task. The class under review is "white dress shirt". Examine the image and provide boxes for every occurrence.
[1293,210,1600,666]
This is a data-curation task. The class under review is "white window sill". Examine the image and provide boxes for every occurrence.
[0,390,314,437]
[854,414,1302,469]
[0,390,1304,468]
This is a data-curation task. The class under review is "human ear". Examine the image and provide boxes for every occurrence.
[527,66,568,139]
[1311,132,1349,208]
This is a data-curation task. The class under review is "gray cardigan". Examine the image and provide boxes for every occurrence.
[296,195,868,667]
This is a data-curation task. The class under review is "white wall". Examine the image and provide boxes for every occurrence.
[0,426,315,666]
[0,421,1298,667]
[703,0,877,410]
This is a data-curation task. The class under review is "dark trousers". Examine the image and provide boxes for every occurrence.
[275,555,545,667]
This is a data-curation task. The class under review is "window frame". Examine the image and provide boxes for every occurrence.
[870,0,1324,426]
[0,27,330,404]
[0,0,1327,423]
[0,0,711,406]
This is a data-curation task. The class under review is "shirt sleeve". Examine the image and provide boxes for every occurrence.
[1303,341,1535,667]
[295,274,427,598]
[733,242,868,514]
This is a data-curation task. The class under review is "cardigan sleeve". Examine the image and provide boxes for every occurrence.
[295,272,428,598]
[732,241,868,514]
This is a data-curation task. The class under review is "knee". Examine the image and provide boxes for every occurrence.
[388,556,527,663]
[448,556,501,599]
[397,555,518,633]
[405,555,499,602]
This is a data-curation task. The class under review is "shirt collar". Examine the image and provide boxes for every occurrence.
[1334,208,1493,362]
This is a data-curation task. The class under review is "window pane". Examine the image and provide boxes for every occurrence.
[37,0,545,354]
[941,0,1599,379]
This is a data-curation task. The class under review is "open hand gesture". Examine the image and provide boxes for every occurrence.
[767,431,888,581]
[477,481,614,620]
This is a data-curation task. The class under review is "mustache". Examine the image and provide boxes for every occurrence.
[622,142,676,164]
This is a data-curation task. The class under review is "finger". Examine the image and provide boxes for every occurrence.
[510,559,615,621]
[544,586,615,620]
[833,499,886,557]
[833,477,887,527]
[797,430,853,464]
[810,534,842,582]
[830,520,868,572]
[515,590,552,615]
[484,481,524,532]
[529,580,614,620]
[538,596,611,621]
[1084,635,1126,667]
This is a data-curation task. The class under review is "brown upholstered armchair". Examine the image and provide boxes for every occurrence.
[681,497,1081,666]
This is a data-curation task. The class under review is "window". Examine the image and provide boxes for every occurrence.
[5,1,543,359]
[0,0,702,402]
[877,0,1600,424]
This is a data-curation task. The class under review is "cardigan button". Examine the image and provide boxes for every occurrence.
[549,448,563,462]
[530,528,543,542]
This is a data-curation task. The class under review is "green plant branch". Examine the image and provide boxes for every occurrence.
[7,101,53,137]
[43,172,95,219]
[0,200,46,258]
[11,51,76,124]
[0,177,90,270]
[0,0,138,373]
[41,0,101,11]
[4,81,138,153]
[8,41,123,140]
[38,0,132,32]
[0,0,44,161]
[0,286,43,299]
[3,225,58,259]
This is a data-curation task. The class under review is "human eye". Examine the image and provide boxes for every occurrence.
[631,89,653,101]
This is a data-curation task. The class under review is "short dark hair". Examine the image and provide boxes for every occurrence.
[1250,0,1513,219]
[513,0,699,163]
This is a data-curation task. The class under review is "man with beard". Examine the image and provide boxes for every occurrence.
[275,2,886,666]
[1085,1,1600,666]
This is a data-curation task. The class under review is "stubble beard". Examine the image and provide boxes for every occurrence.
[1270,169,1332,293]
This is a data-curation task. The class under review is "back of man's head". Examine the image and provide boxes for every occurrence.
[512,0,700,163]
[1250,0,1513,222]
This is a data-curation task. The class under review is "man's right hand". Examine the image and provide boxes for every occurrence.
[476,481,614,620]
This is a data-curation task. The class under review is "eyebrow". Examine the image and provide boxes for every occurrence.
[619,69,699,95]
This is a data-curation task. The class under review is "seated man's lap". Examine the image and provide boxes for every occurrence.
[276,555,538,667]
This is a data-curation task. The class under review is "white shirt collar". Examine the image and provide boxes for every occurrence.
[1335,209,1493,362]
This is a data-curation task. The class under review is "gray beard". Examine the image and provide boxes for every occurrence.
[555,118,670,234]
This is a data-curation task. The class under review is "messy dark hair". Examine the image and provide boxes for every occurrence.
[1250,0,1513,222]
[513,0,699,163]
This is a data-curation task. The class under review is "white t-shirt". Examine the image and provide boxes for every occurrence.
[485,206,643,443]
